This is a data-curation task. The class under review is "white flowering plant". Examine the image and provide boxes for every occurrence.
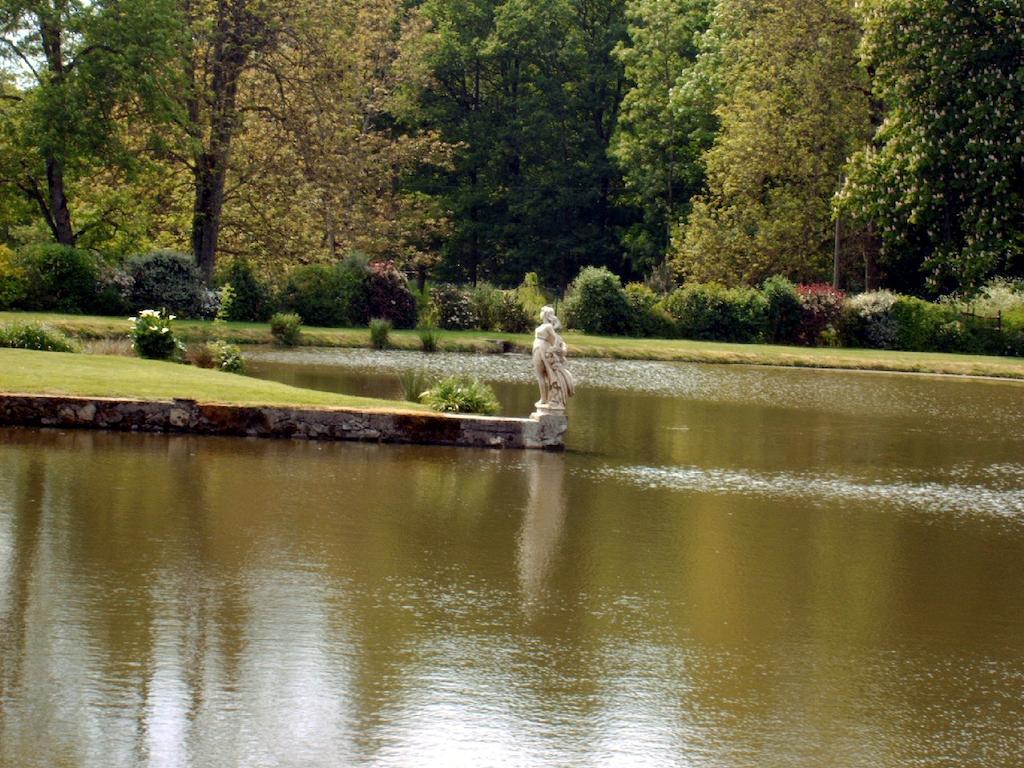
[129,309,184,360]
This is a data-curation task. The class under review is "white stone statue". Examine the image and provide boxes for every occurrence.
[532,306,575,412]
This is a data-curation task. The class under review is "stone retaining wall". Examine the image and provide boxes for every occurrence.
[0,394,567,450]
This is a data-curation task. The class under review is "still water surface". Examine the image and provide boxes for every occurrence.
[2,349,1024,767]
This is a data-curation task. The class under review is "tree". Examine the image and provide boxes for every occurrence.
[182,0,285,281]
[0,0,182,247]
[218,0,453,280]
[611,0,714,274]
[412,0,631,289]
[671,0,870,286]
[838,0,1024,295]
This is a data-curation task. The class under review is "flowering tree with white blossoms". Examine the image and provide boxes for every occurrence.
[839,0,1024,295]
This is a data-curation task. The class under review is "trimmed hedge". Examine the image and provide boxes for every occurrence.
[663,283,767,343]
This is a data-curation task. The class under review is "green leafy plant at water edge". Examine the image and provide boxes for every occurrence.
[398,369,436,403]
[270,312,302,345]
[214,341,245,373]
[421,375,501,415]
[369,317,392,349]
[0,322,76,352]
[129,309,182,360]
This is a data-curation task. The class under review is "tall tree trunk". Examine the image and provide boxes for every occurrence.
[192,153,227,281]
[189,0,255,282]
[45,158,75,246]
[38,19,75,246]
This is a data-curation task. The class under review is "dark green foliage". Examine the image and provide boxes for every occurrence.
[93,265,134,316]
[17,244,99,313]
[625,282,675,337]
[429,284,476,330]
[369,318,392,350]
[494,291,532,333]
[0,322,76,352]
[421,375,501,415]
[662,282,767,342]
[126,251,213,318]
[761,276,802,344]
[365,262,416,329]
[220,259,274,322]
[279,261,368,327]
[414,0,633,287]
[270,312,302,346]
[563,267,631,335]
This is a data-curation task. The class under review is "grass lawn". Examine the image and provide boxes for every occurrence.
[0,348,424,411]
[2,310,1024,380]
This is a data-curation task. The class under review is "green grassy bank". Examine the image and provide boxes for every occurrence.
[0,348,423,410]
[3,310,1024,380]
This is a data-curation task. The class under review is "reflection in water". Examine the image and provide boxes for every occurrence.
[517,452,567,608]
[2,355,1024,766]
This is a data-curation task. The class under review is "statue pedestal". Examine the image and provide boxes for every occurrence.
[527,408,568,450]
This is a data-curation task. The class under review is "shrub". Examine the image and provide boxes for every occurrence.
[369,317,392,349]
[17,244,99,313]
[398,369,435,402]
[93,265,134,316]
[796,284,845,346]
[967,278,1024,318]
[270,312,302,345]
[663,282,767,342]
[839,290,899,349]
[279,260,368,327]
[563,266,631,335]
[184,342,216,368]
[130,309,182,360]
[365,260,417,329]
[0,322,76,352]
[430,283,476,330]
[494,290,532,333]
[220,259,274,321]
[890,296,958,352]
[418,325,440,352]
[211,340,245,372]
[624,282,675,337]
[0,245,28,309]
[126,251,213,318]
[421,375,501,415]
[761,276,802,344]
[468,282,501,330]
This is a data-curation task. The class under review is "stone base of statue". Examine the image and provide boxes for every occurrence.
[527,407,568,450]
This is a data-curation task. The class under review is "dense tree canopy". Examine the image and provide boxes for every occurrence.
[0,0,1019,298]
[838,0,1024,295]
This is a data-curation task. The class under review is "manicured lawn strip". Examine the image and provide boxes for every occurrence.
[3,310,1024,380]
[0,348,425,410]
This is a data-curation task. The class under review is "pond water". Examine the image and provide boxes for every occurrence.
[2,348,1024,767]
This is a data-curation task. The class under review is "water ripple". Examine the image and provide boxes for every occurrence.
[586,463,1024,520]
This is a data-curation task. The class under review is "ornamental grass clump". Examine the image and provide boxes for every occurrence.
[369,317,392,349]
[187,340,245,372]
[421,375,500,415]
[417,325,440,352]
[129,309,182,360]
[398,369,435,402]
[0,322,76,352]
